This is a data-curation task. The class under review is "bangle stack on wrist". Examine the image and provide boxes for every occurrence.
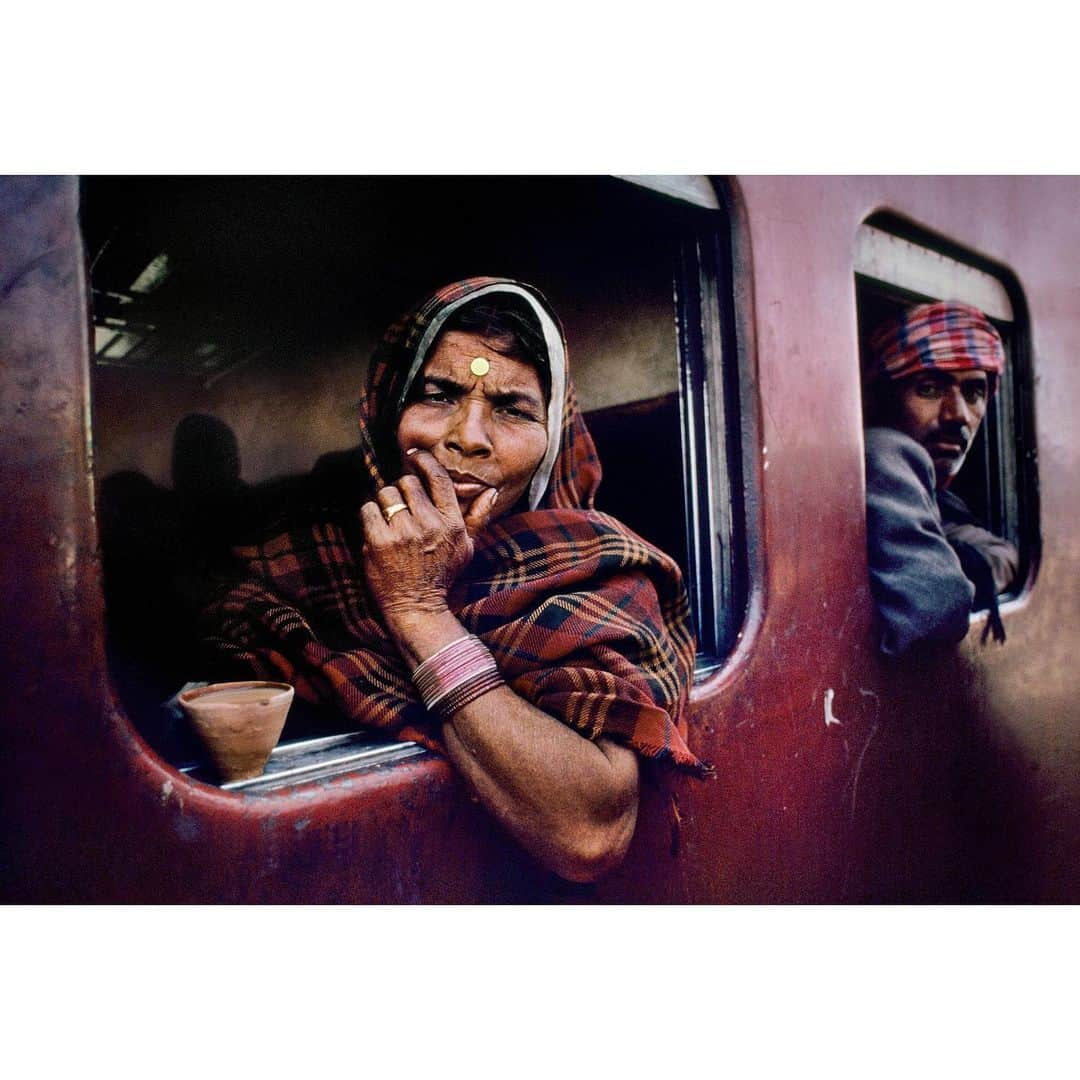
[412,634,504,720]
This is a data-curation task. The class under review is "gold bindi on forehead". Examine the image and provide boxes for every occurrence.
[470,356,491,378]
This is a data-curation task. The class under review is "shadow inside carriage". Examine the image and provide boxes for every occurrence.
[97,414,335,764]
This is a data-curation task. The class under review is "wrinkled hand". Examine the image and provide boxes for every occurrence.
[360,450,500,621]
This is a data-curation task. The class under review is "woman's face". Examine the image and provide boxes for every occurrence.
[395,329,549,522]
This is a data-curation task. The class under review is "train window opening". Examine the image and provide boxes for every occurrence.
[855,216,1039,605]
[81,175,744,785]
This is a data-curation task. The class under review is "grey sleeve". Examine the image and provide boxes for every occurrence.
[864,427,975,657]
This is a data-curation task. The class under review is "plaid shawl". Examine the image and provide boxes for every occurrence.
[865,301,1006,392]
[202,277,706,773]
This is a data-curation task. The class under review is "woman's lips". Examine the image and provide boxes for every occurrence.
[451,480,488,500]
[445,470,492,501]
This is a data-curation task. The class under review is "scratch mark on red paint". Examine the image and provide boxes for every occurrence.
[824,688,842,727]
[850,722,880,821]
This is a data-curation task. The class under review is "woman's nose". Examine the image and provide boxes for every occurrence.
[446,401,492,455]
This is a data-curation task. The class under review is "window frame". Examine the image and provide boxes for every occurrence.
[673,219,747,666]
[85,175,748,791]
[622,176,749,667]
[854,212,1040,601]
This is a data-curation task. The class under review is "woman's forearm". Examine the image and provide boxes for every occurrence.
[383,605,640,882]
[441,690,640,882]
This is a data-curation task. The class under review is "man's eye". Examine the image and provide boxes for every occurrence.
[963,385,987,404]
[915,382,942,398]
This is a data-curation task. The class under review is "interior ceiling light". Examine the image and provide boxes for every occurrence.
[93,326,117,353]
[129,251,171,294]
[103,333,143,360]
[94,327,143,360]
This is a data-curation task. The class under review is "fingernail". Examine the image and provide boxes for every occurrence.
[405,447,419,456]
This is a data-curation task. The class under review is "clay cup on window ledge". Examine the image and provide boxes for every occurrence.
[178,681,294,782]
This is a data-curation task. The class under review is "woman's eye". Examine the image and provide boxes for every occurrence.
[500,406,541,422]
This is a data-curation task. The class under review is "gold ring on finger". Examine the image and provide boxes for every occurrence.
[383,501,409,522]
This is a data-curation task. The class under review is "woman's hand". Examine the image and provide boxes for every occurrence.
[359,450,499,625]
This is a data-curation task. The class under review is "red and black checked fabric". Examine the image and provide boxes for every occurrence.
[865,301,1006,391]
[202,277,706,773]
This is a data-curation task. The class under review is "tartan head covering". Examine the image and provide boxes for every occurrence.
[864,301,1006,394]
[360,276,601,511]
[202,278,706,776]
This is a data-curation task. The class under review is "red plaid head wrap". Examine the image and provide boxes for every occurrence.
[203,278,706,775]
[865,301,1006,394]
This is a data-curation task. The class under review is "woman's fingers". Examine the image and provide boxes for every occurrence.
[360,498,390,537]
[362,455,478,608]
[395,474,442,524]
[375,484,409,518]
[363,484,418,539]
[403,450,461,518]
[400,451,498,539]
[462,487,501,536]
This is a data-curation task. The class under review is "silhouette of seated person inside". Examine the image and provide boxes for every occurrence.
[99,413,249,759]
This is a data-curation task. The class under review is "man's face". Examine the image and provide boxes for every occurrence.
[888,369,990,488]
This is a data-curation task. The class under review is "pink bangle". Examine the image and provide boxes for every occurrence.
[411,634,504,720]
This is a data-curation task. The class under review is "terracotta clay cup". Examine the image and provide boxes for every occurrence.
[178,681,294,782]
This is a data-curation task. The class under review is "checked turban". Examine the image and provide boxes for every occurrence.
[865,301,1006,393]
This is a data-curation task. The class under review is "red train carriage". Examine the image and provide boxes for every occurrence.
[2,174,1077,902]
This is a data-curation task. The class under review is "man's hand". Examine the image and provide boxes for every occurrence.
[942,521,1019,594]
